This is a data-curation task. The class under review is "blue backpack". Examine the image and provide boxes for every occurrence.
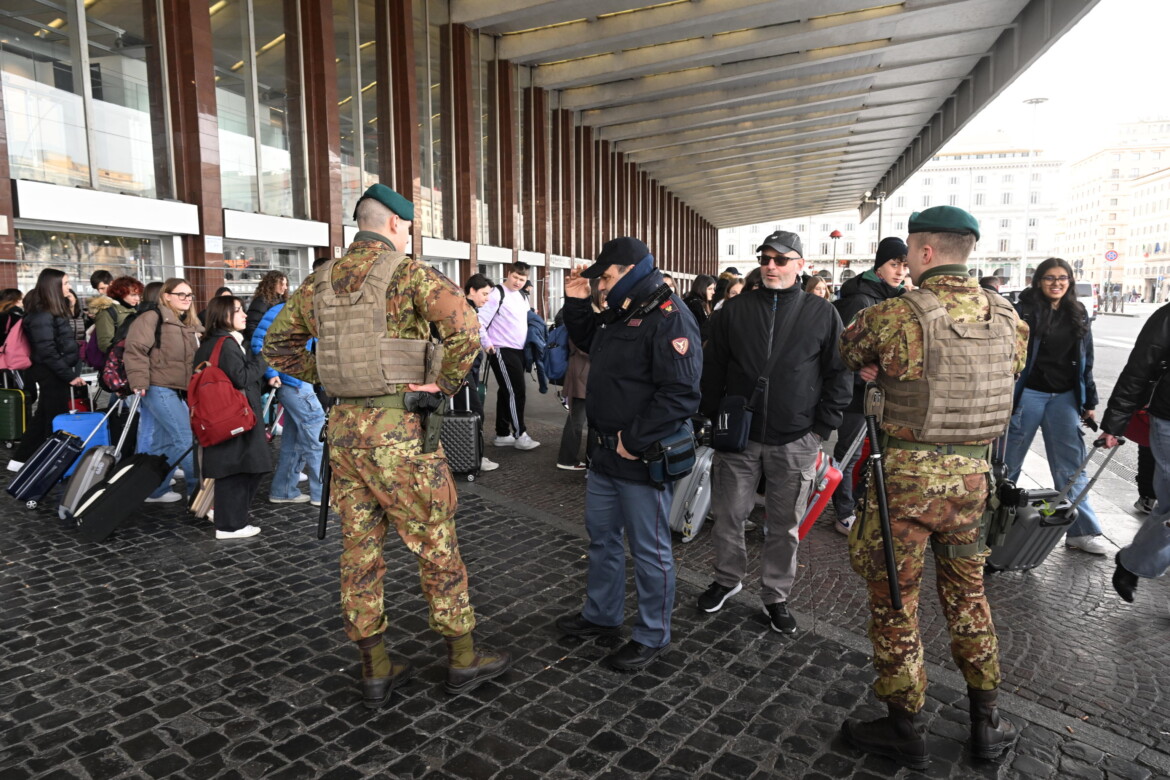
[543,322,571,386]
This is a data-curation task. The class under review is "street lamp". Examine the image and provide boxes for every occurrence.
[830,229,842,285]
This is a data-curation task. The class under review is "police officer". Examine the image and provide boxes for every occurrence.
[838,206,1028,767]
[263,183,509,707]
[554,237,702,671]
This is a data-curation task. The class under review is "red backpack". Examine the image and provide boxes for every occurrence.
[187,336,256,447]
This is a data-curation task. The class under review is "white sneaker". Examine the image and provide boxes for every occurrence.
[298,473,308,483]
[207,510,214,522]
[269,494,311,504]
[480,457,500,472]
[145,491,184,503]
[514,433,541,451]
[173,468,185,480]
[835,515,856,535]
[744,519,758,532]
[216,525,260,540]
[7,459,23,473]
[1066,534,1111,555]
[493,434,516,447]
[1135,497,1156,515]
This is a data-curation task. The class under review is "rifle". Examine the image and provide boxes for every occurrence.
[863,383,903,611]
[317,418,330,540]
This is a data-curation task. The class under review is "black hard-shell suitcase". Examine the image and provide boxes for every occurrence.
[986,441,1117,573]
[71,444,195,542]
[7,432,83,509]
[440,385,482,481]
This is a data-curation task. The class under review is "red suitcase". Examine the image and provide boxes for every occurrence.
[799,451,842,539]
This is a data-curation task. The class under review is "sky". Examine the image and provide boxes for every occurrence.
[941,0,1170,163]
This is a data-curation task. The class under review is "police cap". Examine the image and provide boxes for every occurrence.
[907,206,980,241]
[353,183,415,222]
[581,237,651,279]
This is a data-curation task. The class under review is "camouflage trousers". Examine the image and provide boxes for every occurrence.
[849,461,1000,713]
[331,444,475,642]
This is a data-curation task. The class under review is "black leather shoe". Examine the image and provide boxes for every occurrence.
[555,613,621,637]
[1112,554,1139,603]
[361,659,413,709]
[605,640,668,671]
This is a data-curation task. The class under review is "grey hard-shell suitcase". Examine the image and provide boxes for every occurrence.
[440,385,482,481]
[986,441,1117,573]
[58,397,137,520]
[669,445,715,543]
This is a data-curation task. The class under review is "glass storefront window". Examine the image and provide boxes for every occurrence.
[1,2,93,188]
[86,0,167,199]
[13,229,172,292]
[473,31,494,246]
[335,0,379,223]
[215,242,308,298]
[212,0,305,217]
[414,1,445,239]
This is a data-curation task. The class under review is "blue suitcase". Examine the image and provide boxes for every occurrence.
[7,430,84,509]
[51,411,111,478]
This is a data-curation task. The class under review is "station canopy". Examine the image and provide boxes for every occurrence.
[454,0,1099,227]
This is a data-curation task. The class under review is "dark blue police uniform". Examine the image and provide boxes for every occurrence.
[563,266,702,651]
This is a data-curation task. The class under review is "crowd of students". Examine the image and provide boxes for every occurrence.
[1,267,319,541]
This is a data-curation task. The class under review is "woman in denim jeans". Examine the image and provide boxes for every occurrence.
[251,301,323,505]
[1005,257,1108,555]
[124,278,203,502]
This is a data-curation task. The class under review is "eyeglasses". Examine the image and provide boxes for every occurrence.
[168,291,195,300]
[1040,275,1070,284]
[757,253,798,266]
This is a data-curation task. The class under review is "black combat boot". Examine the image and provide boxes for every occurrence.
[968,686,1019,759]
[444,633,511,695]
[841,703,929,769]
[356,634,413,709]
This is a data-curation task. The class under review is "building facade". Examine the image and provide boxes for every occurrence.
[0,0,717,311]
[721,148,1064,289]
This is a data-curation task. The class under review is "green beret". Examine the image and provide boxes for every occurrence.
[353,183,414,222]
[908,206,980,242]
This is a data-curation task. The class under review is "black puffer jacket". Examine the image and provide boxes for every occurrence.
[193,331,272,477]
[1102,302,1170,433]
[24,310,80,383]
[700,284,852,444]
[833,271,904,413]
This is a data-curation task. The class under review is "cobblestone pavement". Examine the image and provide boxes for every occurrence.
[0,387,1166,778]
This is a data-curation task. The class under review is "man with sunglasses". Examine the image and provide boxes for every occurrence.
[696,230,851,633]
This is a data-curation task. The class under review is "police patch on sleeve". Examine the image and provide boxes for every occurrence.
[672,337,689,356]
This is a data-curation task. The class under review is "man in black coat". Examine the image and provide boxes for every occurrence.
[555,237,702,671]
[829,236,909,534]
[697,230,852,633]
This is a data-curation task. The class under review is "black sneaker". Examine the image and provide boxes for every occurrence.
[697,581,742,613]
[764,602,796,634]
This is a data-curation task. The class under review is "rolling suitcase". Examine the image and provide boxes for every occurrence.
[67,383,92,413]
[52,406,111,479]
[440,385,482,481]
[986,441,1118,573]
[799,428,866,539]
[58,396,137,519]
[0,372,26,448]
[669,444,715,543]
[71,444,196,542]
[6,431,84,509]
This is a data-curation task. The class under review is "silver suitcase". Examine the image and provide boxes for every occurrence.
[669,445,715,543]
[58,396,138,520]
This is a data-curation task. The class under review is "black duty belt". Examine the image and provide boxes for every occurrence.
[590,429,619,450]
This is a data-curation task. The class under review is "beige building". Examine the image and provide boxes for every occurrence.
[1127,166,1170,302]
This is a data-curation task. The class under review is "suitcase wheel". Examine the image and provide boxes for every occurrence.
[26,500,37,510]
[467,474,475,482]
[4,442,11,449]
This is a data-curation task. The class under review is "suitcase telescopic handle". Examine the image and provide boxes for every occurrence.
[112,394,141,458]
[77,398,124,449]
[1055,440,1120,508]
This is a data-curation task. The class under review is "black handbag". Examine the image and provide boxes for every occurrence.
[711,293,806,453]
[643,424,697,487]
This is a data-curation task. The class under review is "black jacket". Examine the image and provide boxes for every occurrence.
[193,331,272,478]
[24,309,80,384]
[1103,302,1170,434]
[700,284,851,444]
[1013,288,1097,412]
[833,272,904,414]
[563,271,702,484]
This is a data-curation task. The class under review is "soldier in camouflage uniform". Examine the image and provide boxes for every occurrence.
[263,183,509,708]
[837,206,1029,768]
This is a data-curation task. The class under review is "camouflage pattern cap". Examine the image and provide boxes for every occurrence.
[353,183,415,222]
[907,206,980,241]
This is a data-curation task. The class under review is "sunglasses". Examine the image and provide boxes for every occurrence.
[757,253,799,266]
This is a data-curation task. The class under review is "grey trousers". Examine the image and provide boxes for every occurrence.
[710,434,819,604]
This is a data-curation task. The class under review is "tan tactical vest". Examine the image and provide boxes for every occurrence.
[879,288,1018,443]
[313,250,440,398]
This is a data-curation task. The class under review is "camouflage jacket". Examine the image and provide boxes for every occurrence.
[262,232,480,448]
[839,266,1029,474]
